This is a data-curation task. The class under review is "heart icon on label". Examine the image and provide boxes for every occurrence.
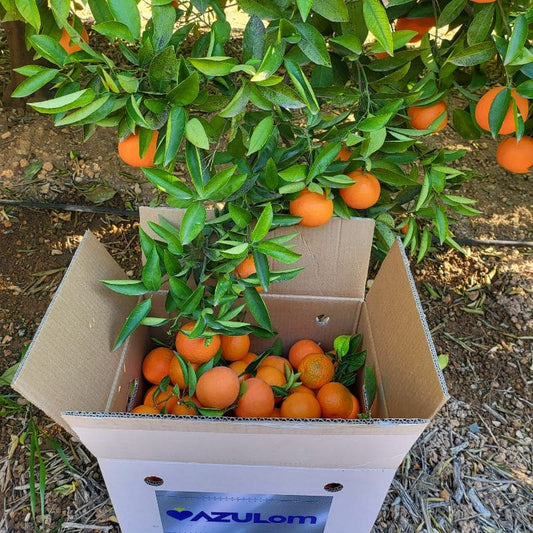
[166,509,194,520]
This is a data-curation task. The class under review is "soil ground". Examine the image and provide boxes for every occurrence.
[0,33,532,533]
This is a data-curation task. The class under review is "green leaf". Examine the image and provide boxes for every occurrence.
[362,127,387,157]
[149,46,179,92]
[296,0,313,21]
[50,0,69,25]
[294,22,331,67]
[101,279,148,295]
[237,0,281,19]
[516,80,533,99]
[218,83,250,118]
[168,71,200,105]
[437,0,467,28]
[143,168,193,200]
[93,21,135,42]
[142,247,162,291]
[203,165,237,200]
[179,202,206,245]
[363,0,393,56]
[243,15,265,61]
[15,0,40,30]
[0,362,20,386]
[229,204,252,227]
[438,353,449,370]
[417,228,432,262]
[467,3,495,46]
[415,173,431,211]
[29,89,95,114]
[189,56,238,76]
[152,4,175,50]
[434,207,448,244]
[255,241,300,263]
[113,298,152,350]
[247,116,274,156]
[308,142,340,180]
[363,365,377,414]
[12,69,59,98]
[452,109,482,140]
[251,203,273,243]
[30,35,67,66]
[251,44,283,82]
[181,285,205,314]
[244,288,272,331]
[164,105,186,166]
[504,15,528,66]
[147,221,183,255]
[88,0,114,23]
[312,0,349,22]
[169,277,193,301]
[257,84,305,109]
[108,0,141,40]
[185,118,210,150]
[185,141,204,194]
[488,87,510,137]
[55,95,111,126]
[252,250,270,292]
[448,41,496,67]
[330,35,362,55]
[284,59,319,114]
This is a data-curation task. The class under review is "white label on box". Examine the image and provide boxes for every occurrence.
[156,490,332,532]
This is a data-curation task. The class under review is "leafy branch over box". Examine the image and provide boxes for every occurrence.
[5,0,532,342]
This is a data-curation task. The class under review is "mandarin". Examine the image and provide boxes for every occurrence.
[280,393,321,419]
[288,339,324,368]
[142,347,174,385]
[144,385,178,412]
[474,87,529,135]
[340,169,381,210]
[408,101,448,132]
[234,377,275,417]
[175,321,221,364]
[316,382,354,418]
[496,136,533,174]
[395,17,435,42]
[59,26,88,54]
[118,130,158,167]
[195,366,240,409]
[297,353,335,390]
[221,334,251,361]
[130,404,160,414]
[289,188,334,227]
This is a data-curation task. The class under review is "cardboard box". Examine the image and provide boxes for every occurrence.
[13,207,448,533]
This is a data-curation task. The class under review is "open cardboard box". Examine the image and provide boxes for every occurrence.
[13,206,448,533]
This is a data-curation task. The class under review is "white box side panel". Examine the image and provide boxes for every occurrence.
[98,459,396,533]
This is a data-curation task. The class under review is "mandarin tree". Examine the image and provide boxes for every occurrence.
[5,0,533,346]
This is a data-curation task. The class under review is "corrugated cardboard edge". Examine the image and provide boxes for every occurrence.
[63,411,429,469]
[366,239,449,420]
[396,239,449,401]
[12,231,133,437]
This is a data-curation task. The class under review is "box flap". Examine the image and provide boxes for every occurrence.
[63,413,427,470]
[12,231,134,436]
[366,240,449,420]
[139,206,374,299]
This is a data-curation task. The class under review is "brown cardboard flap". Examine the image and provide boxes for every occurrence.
[366,240,449,420]
[139,206,374,299]
[63,412,427,470]
[11,231,134,436]
[251,294,362,354]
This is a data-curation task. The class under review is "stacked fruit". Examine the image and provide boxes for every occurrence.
[130,325,372,420]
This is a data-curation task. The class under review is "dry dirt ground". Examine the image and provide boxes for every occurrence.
[0,52,532,533]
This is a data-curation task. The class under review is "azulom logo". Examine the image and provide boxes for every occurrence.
[166,508,317,524]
